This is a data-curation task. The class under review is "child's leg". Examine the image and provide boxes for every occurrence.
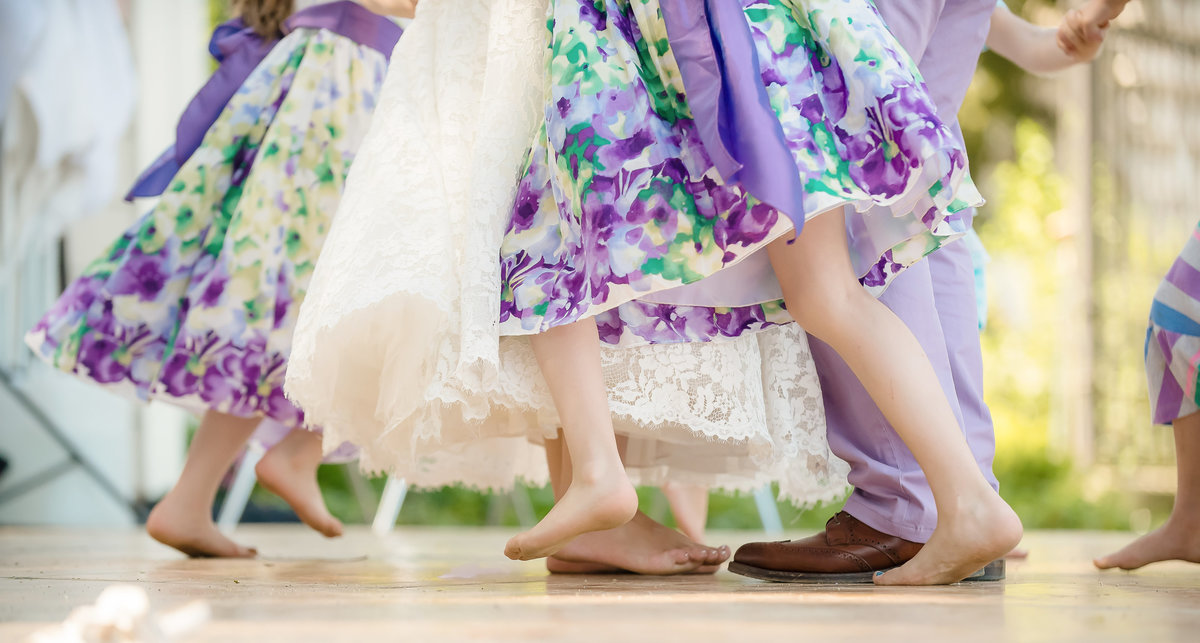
[1095,413,1200,570]
[765,211,1022,585]
[255,429,344,538]
[661,482,709,543]
[504,318,638,560]
[145,410,261,557]
[542,435,728,574]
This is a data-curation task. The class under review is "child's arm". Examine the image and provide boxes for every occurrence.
[359,0,418,19]
[986,3,1080,75]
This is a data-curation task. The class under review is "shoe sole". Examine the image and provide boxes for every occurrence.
[727,558,1005,584]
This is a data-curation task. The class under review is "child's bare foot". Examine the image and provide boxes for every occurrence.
[505,474,637,561]
[255,438,343,538]
[146,495,256,558]
[546,511,729,575]
[1094,519,1200,570]
[875,490,1023,586]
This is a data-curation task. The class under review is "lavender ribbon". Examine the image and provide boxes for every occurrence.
[659,0,808,234]
[126,1,402,200]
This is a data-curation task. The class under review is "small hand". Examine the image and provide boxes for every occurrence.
[1056,7,1108,63]
[360,0,419,19]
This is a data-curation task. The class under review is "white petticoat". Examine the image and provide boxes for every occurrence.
[284,0,849,506]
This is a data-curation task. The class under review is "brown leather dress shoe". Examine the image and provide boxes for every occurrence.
[728,511,1005,583]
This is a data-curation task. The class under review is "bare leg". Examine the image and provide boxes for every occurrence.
[145,410,260,557]
[543,436,727,574]
[255,429,343,538]
[1095,413,1200,570]
[766,211,1022,585]
[661,482,709,543]
[504,319,638,560]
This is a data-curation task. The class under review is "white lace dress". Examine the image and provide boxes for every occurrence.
[285,0,849,505]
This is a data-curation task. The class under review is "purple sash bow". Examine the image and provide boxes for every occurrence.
[659,0,808,234]
[126,1,402,200]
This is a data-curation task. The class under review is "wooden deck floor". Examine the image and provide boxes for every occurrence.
[1,526,1197,642]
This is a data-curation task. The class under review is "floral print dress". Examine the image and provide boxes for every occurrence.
[282,0,977,496]
[25,24,392,443]
[498,0,979,346]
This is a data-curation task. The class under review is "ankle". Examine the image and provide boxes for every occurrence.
[1162,513,1200,538]
[936,488,997,518]
[571,460,628,487]
[937,490,1020,531]
[155,487,215,511]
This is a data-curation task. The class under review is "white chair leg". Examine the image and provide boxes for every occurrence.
[216,441,266,534]
[753,485,784,537]
[371,475,408,535]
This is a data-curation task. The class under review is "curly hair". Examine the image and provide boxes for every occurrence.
[231,0,294,38]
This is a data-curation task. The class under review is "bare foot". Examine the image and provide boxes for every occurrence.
[546,511,729,575]
[146,495,256,558]
[875,491,1023,586]
[1006,547,1029,560]
[1094,520,1200,570]
[255,442,343,538]
[505,475,637,561]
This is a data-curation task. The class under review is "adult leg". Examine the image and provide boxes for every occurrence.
[145,410,260,557]
[1095,414,1200,569]
[811,258,953,543]
[929,235,999,490]
[908,0,1002,491]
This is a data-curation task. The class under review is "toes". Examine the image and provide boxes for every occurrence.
[209,540,257,558]
[872,569,907,585]
[318,522,341,538]
[669,552,704,573]
[1094,548,1143,571]
[672,548,692,566]
[179,540,256,559]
